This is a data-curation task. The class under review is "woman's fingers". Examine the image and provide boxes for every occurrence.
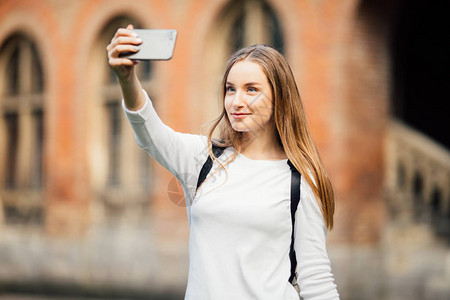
[107,24,140,77]
[108,57,136,67]
[108,43,140,58]
[112,27,138,41]
[108,36,142,51]
[107,24,142,61]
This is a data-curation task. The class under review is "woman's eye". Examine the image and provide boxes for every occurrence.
[226,86,235,93]
[248,87,258,93]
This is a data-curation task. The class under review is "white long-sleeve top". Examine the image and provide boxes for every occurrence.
[123,91,339,300]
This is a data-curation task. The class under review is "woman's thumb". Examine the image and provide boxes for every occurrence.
[126,24,134,30]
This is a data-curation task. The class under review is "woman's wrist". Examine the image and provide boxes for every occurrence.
[120,72,145,111]
[116,66,137,86]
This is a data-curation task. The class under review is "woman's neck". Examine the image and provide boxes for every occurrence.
[240,126,286,160]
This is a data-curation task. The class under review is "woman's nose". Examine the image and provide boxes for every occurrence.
[232,90,246,108]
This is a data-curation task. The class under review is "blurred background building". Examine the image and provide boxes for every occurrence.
[0,0,449,299]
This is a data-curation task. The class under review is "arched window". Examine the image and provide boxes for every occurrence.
[200,0,284,127]
[89,16,155,222]
[209,0,284,61]
[226,0,284,54]
[0,34,45,225]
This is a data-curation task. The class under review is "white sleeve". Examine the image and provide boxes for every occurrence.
[294,176,340,299]
[122,90,209,209]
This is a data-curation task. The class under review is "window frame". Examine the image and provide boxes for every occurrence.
[0,33,46,226]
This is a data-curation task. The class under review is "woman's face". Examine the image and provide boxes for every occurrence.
[224,60,274,136]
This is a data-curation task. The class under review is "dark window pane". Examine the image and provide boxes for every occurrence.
[31,43,44,93]
[106,102,121,186]
[231,12,245,52]
[4,113,19,188]
[7,48,20,95]
[3,204,44,225]
[265,3,284,54]
[140,61,153,80]
[31,109,44,188]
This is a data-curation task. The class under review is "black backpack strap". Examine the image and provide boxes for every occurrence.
[196,144,226,190]
[287,159,301,284]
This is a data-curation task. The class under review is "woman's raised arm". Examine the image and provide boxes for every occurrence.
[105,25,209,214]
[106,24,145,111]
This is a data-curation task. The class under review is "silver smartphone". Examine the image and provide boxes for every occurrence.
[120,29,177,60]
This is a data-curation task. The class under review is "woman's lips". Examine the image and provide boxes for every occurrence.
[231,113,251,119]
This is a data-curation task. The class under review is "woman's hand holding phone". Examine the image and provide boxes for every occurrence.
[106,24,145,111]
[106,24,142,81]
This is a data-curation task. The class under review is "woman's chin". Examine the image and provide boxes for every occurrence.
[231,124,250,133]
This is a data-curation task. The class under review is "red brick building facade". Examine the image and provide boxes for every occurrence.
[1,0,449,299]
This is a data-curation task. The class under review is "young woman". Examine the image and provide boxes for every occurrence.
[107,25,339,300]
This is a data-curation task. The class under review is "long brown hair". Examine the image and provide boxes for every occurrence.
[206,45,335,230]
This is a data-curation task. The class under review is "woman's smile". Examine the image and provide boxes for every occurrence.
[231,112,251,119]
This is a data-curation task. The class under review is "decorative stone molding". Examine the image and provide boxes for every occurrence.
[386,119,450,240]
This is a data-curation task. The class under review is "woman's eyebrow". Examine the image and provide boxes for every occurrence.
[226,81,262,86]
[244,82,262,86]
